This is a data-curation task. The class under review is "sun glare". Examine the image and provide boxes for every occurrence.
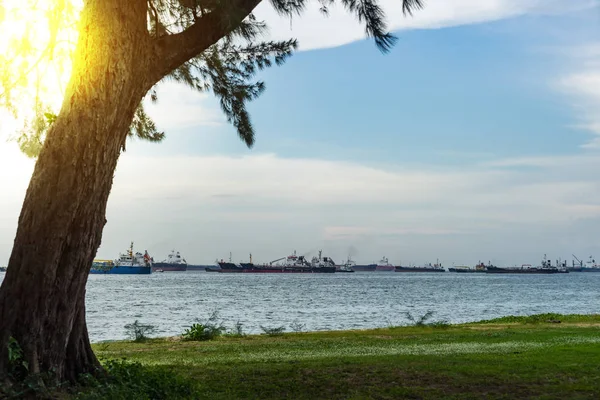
[0,0,81,129]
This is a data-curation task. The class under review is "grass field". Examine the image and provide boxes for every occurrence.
[80,313,600,399]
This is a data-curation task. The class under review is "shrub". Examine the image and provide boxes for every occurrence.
[404,310,435,326]
[260,325,286,336]
[75,359,198,399]
[225,321,245,338]
[0,337,60,398]
[403,311,449,328]
[289,320,306,333]
[124,320,155,342]
[7,337,28,380]
[182,311,225,341]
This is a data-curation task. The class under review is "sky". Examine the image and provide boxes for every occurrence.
[1,0,600,267]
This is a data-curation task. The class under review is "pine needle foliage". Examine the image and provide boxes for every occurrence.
[1,0,426,155]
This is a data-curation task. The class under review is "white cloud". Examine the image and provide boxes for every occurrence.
[561,71,600,148]
[254,0,593,51]
[144,82,223,131]
[91,151,600,266]
[3,148,600,267]
[556,38,600,148]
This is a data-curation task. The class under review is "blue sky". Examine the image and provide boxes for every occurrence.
[2,0,600,266]
[138,6,594,163]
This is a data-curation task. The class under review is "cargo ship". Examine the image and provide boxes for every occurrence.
[375,256,395,271]
[579,256,600,272]
[448,261,488,273]
[395,260,445,273]
[152,250,187,272]
[353,263,377,272]
[485,256,562,274]
[486,265,559,274]
[90,242,152,274]
[203,264,221,272]
[217,251,336,273]
[183,264,219,271]
[448,265,475,273]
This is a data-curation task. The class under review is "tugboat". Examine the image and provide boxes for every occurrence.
[90,242,152,274]
[336,256,356,273]
[152,250,188,272]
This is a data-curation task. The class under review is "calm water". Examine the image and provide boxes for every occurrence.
[79,271,600,342]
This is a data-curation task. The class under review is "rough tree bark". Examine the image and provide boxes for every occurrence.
[0,0,154,382]
[0,0,262,384]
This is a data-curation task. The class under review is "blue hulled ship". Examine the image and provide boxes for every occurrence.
[90,242,152,274]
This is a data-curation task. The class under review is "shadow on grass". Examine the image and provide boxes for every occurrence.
[74,359,200,399]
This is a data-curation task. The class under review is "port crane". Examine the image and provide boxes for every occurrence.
[572,254,583,269]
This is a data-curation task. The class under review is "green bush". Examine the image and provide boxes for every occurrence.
[75,359,198,399]
[182,312,225,341]
[7,337,28,380]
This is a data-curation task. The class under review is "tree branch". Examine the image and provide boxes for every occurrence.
[151,0,263,83]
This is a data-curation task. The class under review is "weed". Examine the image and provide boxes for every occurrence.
[182,311,225,341]
[124,320,155,342]
[403,311,449,328]
[290,320,306,333]
[225,321,246,338]
[260,325,286,336]
[404,310,435,326]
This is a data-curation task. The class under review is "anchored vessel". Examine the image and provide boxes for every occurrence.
[578,256,600,272]
[90,242,152,274]
[485,255,562,274]
[375,256,395,271]
[448,262,489,273]
[396,260,445,273]
[336,257,356,273]
[352,263,377,272]
[217,251,336,273]
[448,265,474,273]
[152,250,187,272]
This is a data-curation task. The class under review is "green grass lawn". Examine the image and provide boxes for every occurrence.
[85,314,600,399]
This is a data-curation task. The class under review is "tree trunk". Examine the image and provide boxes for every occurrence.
[0,0,153,383]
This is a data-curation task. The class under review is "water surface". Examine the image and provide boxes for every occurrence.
[81,271,600,342]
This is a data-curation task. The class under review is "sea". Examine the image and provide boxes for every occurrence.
[74,271,600,342]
